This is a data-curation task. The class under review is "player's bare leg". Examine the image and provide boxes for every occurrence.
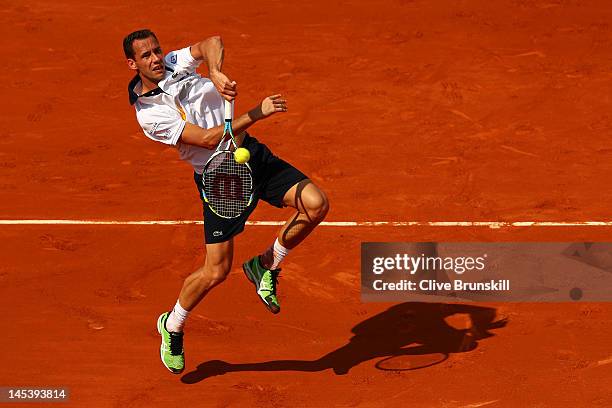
[165,239,234,331]
[157,240,233,374]
[243,179,329,314]
[277,179,329,249]
[178,240,234,312]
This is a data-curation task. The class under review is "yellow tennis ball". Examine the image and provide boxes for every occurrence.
[234,147,250,164]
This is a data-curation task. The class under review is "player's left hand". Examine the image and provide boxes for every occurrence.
[210,71,237,101]
[260,94,287,117]
[248,95,287,122]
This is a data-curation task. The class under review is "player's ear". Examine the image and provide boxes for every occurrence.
[126,58,138,71]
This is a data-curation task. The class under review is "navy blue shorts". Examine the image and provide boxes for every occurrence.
[194,133,308,244]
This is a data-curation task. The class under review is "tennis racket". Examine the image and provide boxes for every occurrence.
[201,99,253,218]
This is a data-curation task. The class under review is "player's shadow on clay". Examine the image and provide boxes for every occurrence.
[181,302,507,383]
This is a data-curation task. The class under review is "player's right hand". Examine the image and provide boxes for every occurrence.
[210,70,237,101]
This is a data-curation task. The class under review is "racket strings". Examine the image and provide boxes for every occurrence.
[203,152,252,218]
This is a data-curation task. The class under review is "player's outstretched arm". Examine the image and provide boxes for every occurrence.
[190,36,237,101]
[179,95,287,149]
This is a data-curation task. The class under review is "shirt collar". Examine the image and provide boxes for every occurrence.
[127,66,175,105]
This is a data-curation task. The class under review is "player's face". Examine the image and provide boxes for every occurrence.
[128,36,165,83]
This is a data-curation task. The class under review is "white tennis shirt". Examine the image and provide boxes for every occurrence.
[128,47,229,174]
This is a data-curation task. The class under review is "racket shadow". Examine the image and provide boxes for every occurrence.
[181,302,507,383]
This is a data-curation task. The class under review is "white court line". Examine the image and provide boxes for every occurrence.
[1,219,612,229]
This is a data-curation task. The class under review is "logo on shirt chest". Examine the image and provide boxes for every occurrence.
[171,71,190,82]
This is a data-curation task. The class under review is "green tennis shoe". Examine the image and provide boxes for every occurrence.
[156,312,185,374]
[242,256,281,314]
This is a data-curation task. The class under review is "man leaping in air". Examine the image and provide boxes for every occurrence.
[123,29,329,374]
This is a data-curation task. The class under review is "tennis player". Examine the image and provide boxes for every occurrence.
[123,29,329,374]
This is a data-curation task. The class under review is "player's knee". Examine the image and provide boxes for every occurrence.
[202,263,230,287]
[209,266,230,285]
[305,191,329,223]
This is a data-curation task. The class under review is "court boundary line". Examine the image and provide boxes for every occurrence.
[1,219,612,229]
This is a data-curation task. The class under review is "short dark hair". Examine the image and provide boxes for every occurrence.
[123,29,158,59]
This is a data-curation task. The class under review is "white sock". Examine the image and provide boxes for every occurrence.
[166,300,189,333]
[260,238,290,270]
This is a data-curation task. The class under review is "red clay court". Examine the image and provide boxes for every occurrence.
[1,0,612,406]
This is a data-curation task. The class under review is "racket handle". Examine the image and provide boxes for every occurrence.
[224,99,234,121]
